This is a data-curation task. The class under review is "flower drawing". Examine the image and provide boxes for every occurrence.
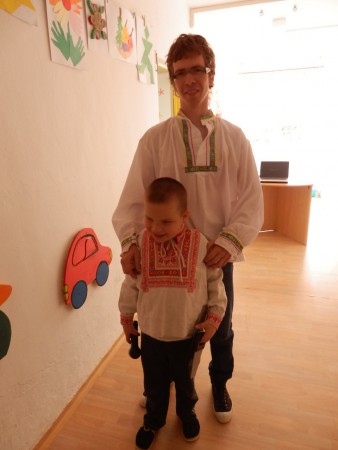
[49,0,85,66]
[49,0,83,36]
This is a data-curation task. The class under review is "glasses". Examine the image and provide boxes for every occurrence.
[173,66,211,81]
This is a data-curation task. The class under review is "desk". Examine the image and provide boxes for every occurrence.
[261,183,313,245]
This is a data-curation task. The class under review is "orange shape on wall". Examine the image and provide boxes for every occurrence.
[0,284,12,360]
[63,228,112,309]
[0,285,12,307]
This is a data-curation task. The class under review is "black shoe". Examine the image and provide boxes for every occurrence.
[212,383,233,423]
[182,415,200,441]
[136,426,155,449]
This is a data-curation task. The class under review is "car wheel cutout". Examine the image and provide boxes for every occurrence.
[96,261,109,286]
[71,280,88,309]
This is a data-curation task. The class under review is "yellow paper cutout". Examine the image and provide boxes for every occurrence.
[0,0,35,13]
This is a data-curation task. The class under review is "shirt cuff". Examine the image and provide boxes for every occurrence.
[120,315,134,326]
[215,231,243,259]
[206,312,222,329]
[121,234,137,254]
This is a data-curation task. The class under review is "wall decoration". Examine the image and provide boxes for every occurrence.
[0,284,12,360]
[46,0,87,69]
[106,1,136,64]
[0,0,37,25]
[136,15,155,85]
[84,0,108,55]
[63,228,112,309]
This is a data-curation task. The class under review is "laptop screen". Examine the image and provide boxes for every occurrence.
[260,161,289,180]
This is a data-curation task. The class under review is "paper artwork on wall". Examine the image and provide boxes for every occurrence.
[63,228,112,309]
[136,15,155,85]
[45,0,87,69]
[84,0,108,55]
[0,0,37,25]
[106,1,137,65]
[0,284,12,360]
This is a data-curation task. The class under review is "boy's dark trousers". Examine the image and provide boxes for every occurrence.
[141,333,198,430]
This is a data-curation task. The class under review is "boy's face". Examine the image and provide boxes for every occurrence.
[144,198,188,244]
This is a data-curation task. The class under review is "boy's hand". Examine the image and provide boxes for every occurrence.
[121,244,141,278]
[195,320,217,344]
[123,323,140,343]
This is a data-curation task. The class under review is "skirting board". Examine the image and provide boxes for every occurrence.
[34,334,125,449]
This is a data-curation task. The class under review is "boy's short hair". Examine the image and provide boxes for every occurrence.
[145,177,187,213]
[166,33,216,85]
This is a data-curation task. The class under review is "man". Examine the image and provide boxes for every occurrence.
[112,33,264,424]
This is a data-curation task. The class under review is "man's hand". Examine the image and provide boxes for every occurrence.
[120,244,141,278]
[204,241,231,268]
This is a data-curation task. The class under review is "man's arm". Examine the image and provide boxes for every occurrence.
[112,135,156,250]
[214,138,264,261]
[120,244,141,278]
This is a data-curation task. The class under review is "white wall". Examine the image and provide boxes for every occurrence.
[0,2,188,449]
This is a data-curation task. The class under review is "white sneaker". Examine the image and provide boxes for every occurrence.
[212,384,233,423]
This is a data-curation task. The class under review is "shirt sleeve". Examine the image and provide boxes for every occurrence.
[205,265,227,328]
[112,134,156,250]
[118,275,139,321]
[215,137,264,259]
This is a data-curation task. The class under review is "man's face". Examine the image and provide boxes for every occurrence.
[144,198,188,244]
[172,53,213,111]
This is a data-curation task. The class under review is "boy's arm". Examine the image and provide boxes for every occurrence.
[195,266,227,344]
[118,275,139,343]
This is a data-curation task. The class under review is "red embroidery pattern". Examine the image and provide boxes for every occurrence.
[141,228,200,292]
[206,312,222,329]
[120,315,133,325]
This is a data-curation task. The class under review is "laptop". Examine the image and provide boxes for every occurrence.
[259,161,289,183]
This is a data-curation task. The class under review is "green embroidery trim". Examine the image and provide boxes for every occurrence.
[185,165,217,173]
[181,118,218,173]
[121,235,136,248]
[182,120,193,168]
[220,232,244,252]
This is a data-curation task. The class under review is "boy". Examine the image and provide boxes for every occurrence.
[119,177,227,450]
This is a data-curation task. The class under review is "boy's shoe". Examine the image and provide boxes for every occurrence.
[212,383,233,423]
[182,415,200,442]
[136,426,155,450]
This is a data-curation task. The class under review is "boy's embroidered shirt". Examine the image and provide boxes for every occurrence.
[118,227,227,342]
[141,227,200,293]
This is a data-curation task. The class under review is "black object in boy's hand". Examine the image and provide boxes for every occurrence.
[129,320,141,359]
[189,328,205,378]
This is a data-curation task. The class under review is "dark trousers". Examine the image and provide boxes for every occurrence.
[208,262,234,385]
[141,333,198,431]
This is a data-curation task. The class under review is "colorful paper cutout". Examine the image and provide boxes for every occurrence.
[0,0,37,25]
[136,15,155,85]
[0,285,12,360]
[46,0,87,69]
[106,1,137,64]
[63,228,112,309]
[84,0,108,54]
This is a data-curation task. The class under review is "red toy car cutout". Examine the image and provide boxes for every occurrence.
[63,228,112,309]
